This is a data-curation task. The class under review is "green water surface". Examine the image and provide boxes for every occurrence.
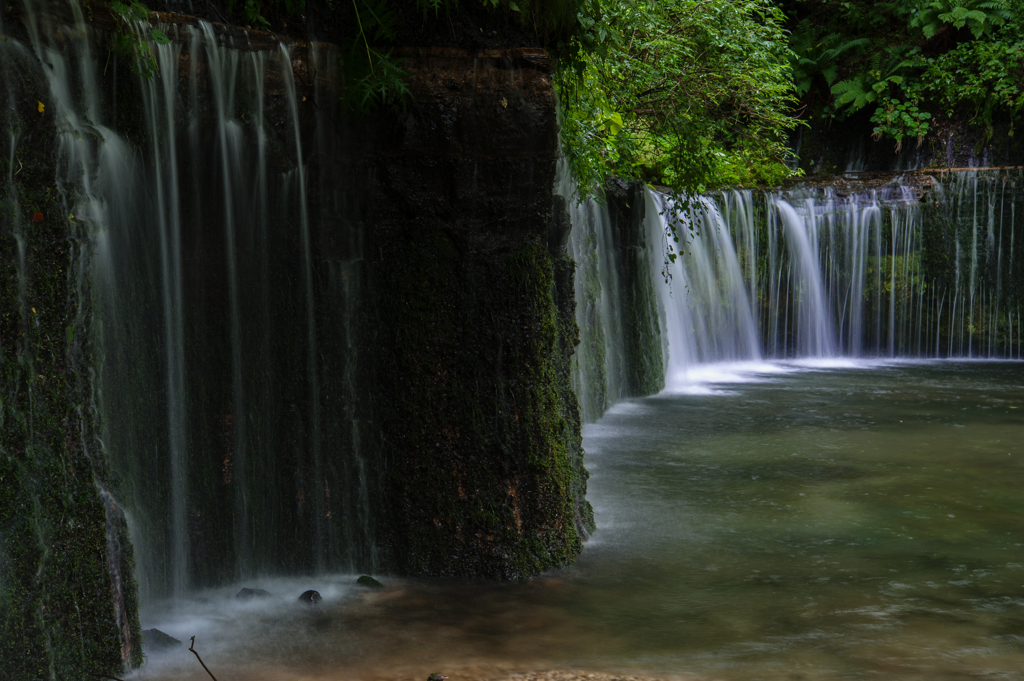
[142,361,1024,681]
[563,360,1024,679]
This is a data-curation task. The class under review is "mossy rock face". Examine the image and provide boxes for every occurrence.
[347,42,593,579]
[0,20,141,680]
[793,109,1024,177]
[356,575,384,589]
[369,233,593,578]
[604,180,664,399]
[2,28,591,681]
[143,628,183,650]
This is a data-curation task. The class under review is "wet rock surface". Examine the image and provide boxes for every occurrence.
[142,628,182,650]
[236,587,272,599]
[297,589,323,605]
[2,5,591,678]
[357,576,384,589]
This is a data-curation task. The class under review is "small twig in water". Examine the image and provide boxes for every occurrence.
[88,673,126,681]
[189,635,219,681]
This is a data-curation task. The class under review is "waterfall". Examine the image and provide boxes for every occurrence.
[10,0,376,602]
[568,172,1024,418]
[652,191,762,384]
[562,167,623,422]
[561,165,664,421]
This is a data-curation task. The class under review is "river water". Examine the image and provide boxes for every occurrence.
[134,359,1024,681]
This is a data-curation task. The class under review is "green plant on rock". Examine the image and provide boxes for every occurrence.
[342,0,411,112]
[338,0,585,113]
[870,95,932,151]
[241,0,273,29]
[789,20,868,98]
[917,23,1024,140]
[108,0,170,79]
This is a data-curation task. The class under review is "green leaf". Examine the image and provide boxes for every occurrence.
[130,1,149,21]
[151,28,171,44]
[602,111,623,136]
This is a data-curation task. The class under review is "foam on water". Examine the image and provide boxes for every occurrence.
[662,360,859,395]
[132,574,364,676]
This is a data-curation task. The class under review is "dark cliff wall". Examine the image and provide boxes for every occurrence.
[603,180,663,399]
[0,23,143,680]
[793,111,1024,177]
[354,48,594,577]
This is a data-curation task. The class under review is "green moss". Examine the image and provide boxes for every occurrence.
[372,223,591,578]
[1,42,141,677]
[572,218,609,421]
[606,184,663,397]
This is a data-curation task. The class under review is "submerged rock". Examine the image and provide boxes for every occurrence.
[356,575,384,589]
[236,587,272,599]
[297,589,322,605]
[427,674,448,681]
[143,628,182,650]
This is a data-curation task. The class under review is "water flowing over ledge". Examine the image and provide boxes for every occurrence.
[562,170,1024,419]
[3,0,591,673]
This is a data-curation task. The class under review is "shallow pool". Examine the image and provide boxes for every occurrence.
[135,361,1024,681]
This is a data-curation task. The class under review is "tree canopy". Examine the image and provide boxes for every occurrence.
[787,0,1024,152]
[555,0,798,198]
[104,0,1024,191]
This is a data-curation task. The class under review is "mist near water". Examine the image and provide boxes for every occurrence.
[134,360,1024,681]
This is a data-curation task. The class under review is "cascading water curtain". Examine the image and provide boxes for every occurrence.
[569,171,1024,415]
[923,171,1023,358]
[13,0,378,602]
[639,173,1024,367]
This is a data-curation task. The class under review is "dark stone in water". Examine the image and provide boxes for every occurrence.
[143,628,182,650]
[427,674,448,681]
[356,575,384,589]
[298,589,322,605]
[236,587,272,599]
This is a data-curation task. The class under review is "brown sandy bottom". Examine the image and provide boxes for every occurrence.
[132,664,698,681]
[128,573,1024,681]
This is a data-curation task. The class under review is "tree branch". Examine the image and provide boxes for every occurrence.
[189,636,219,681]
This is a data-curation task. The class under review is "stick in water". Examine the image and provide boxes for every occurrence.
[189,636,219,681]
[88,674,126,681]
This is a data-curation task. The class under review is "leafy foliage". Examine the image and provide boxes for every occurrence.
[556,0,799,198]
[107,0,171,79]
[910,0,1010,39]
[789,0,1024,149]
[341,0,411,112]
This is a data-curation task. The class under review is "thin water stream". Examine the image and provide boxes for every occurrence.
[134,360,1024,681]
